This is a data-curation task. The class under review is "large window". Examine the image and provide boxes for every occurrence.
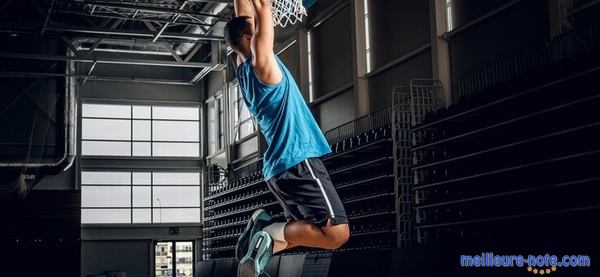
[363,0,372,73]
[307,31,315,102]
[82,104,200,157]
[446,0,454,31]
[207,94,225,154]
[81,171,201,224]
[230,83,256,142]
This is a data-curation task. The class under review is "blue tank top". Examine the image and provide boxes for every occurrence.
[237,56,332,181]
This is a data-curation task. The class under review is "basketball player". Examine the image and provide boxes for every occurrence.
[223,0,350,276]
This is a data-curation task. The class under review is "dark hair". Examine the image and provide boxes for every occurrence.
[224,16,252,50]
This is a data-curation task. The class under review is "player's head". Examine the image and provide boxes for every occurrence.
[224,16,253,56]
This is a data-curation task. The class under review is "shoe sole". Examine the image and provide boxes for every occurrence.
[236,209,270,261]
[238,231,273,277]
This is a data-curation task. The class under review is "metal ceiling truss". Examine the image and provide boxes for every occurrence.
[0,0,229,85]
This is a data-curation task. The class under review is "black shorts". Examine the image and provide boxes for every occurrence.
[266,157,348,227]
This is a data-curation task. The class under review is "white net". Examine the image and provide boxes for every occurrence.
[271,0,307,28]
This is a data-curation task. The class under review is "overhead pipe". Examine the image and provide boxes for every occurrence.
[0,52,213,68]
[44,24,224,41]
[0,71,195,86]
[0,53,77,173]
[74,0,226,19]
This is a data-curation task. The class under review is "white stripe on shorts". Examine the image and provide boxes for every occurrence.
[304,159,335,218]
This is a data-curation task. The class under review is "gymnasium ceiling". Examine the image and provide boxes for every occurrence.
[0,0,235,85]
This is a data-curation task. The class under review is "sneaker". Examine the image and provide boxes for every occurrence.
[236,209,272,261]
[237,231,273,277]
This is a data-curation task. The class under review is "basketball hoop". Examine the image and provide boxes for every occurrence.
[271,0,307,28]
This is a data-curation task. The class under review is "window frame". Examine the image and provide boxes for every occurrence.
[80,169,202,226]
[206,92,226,156]
[80,101,201,159]
[229,81,257,144]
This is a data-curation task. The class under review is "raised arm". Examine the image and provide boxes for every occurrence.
[249,0,282,85]
[233,0,254,65]
[234,0,254,20]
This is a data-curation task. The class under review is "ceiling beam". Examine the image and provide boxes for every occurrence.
[74,0,225,19]
[40,0,56,35]
[0,52,213,68]
[52,9,213,27]
[43,24,223,41]
[0,71,195,86]
[187,0,232,3]
[152,1,187,42]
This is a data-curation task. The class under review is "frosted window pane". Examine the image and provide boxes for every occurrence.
[82,209,131,224]
[81,171,131,185]
[82,104,130,119]
[133,106,151,119]
[82,141,131,156]
[153,142,199,157]
[133,172,151,185]
[153,186,200,207]
[82,119,131,140]
[153,106,198,120]
[133,120,151,141]
[153,172,200,185]
[153,208,200,223]
[133,142,151,156]
[239,102,251,120]
[133,209,151,223]
[133,186,151,207]
[82,186,131,207]
[208,102,216,154]
[240,120,254,138]
[153,121,199,142]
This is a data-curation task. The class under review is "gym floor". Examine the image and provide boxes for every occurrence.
[1,0,599,276]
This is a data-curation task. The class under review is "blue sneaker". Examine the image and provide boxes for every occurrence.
[236,209,272,261]
[238,231,273,277]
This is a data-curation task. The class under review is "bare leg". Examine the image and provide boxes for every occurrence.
[275,218,349,253]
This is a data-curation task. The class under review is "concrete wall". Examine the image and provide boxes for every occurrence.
[81,225,202,277]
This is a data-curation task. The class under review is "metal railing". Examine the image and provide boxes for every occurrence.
[392,79,446,247]
[324,106,392,145]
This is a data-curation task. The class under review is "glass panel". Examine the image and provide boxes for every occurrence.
[153,121,199,142]
[239,120,255,139]
[153,172,200,185]
[207,102,216,154]
[82,141,131,156]
[133,105,151,119]
[81,208,130,224]
[81,171,131,185]
[133,142,151,156]
[239,100,251,120]
[153,208,200,223]
[81,186,131,207]
[82,118,131,140]
[133,172,151,185]
[133,120,151,141]
[153,186,200,207]
[133,208,151,223]
[217,97,224,149]
[153,142,199,157]
[155,242,173,277]
[153,106,199,120]
[82,104,131,119]
[175,242,194,277]
[133,186,151,207]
